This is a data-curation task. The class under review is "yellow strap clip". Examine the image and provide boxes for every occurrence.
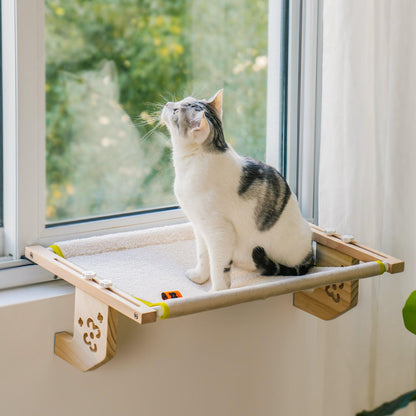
[50,244,65,258]
[135,297,170,319]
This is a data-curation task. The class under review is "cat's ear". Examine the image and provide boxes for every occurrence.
[208,89,223,119]
[191,112,210,143]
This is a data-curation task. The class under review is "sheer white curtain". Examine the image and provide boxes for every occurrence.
[318,0,416,414]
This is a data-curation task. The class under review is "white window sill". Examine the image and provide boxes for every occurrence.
[0,279,74,309]
[0,262,57,291]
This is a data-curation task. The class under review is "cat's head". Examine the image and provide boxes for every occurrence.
[161,90,227,152]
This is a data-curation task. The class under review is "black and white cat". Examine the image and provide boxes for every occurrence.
[161,90,313,291]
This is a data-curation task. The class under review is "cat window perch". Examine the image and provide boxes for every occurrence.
[26,223,404,371]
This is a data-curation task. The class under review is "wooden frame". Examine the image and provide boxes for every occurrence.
[25,224,403,371]
[310,224,404,274]
[292,225,403,320]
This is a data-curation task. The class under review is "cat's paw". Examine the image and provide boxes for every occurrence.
[185,268,210,285]
[210,275,231,291]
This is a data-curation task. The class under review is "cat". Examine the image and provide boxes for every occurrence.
[161,90,313,291]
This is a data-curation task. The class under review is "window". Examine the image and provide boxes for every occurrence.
[1,0,322,288]
[45,1,268,224]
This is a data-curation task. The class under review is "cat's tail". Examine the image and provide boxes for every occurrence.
[252,246,314,276]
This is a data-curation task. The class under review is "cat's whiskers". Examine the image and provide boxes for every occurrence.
[139,121,165,143]
[129,99,169,143]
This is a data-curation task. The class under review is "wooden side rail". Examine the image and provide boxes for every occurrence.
[310,224,404,274]
[26,245,157,324]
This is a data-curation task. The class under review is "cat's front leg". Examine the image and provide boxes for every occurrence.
[205,220,236,291]
[186,228,210,284]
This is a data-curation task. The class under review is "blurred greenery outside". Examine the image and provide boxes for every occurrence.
[46,0,268,223]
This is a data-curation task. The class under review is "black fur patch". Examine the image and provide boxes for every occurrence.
[223,260,233,273]
[252,246,314,276]
[239,158,291,231]
[252,247,278,275]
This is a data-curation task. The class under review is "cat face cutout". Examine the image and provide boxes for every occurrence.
[161,90,227,152]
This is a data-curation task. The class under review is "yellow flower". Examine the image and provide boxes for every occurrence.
[171,25,181,35]
[55,7,65,16]
[154,37,161,46]
[173,44,184,55]
[46,205,56,219]
[52,189,62,199]
[140,111,156,125]
[160,47,169,57]
[155,16,164,26]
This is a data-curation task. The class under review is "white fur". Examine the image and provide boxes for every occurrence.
[161,92,312,291]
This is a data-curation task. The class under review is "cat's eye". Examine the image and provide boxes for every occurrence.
[187,103,202,112]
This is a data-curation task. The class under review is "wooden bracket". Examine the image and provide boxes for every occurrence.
[55,288,118,371]
[294,224,404,320]
[293,244,359,320]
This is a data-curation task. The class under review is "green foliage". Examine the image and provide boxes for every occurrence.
[356,390,416,416]
[45,0,268,222]
[403,290,416,335]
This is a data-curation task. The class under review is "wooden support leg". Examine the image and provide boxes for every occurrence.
[293,244,359,320]
[55,288,118,371]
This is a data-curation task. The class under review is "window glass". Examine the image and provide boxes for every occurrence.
[45,0,268,223]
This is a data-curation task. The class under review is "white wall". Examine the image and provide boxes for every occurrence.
[0,279,324,416]
[1,273,414,416]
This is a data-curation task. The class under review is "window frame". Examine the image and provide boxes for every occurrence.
[267,0,323,224]
[0,0,322,289]
[296,0,323,224]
